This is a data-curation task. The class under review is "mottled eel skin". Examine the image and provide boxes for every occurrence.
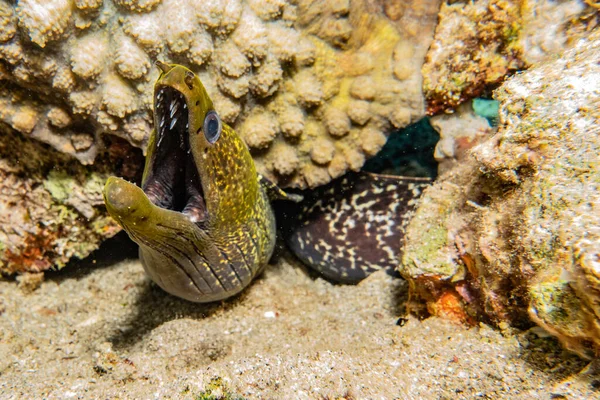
[279,172,430,284]
[104,62,283,302]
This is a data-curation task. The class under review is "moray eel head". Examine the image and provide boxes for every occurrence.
[140,62,258,226]
[140,64,212,225]
[104,63,273,303]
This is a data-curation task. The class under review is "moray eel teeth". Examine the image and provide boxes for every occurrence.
[144,86,207,224]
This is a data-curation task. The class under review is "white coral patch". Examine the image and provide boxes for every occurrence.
[70,33,108,79]
[16,0,72,47]
[115,35,152,80]
[102,74,137,118]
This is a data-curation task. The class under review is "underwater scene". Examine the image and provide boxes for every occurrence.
[0,0,599,398]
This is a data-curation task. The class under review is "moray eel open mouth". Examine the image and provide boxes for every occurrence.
[143,86,207,224]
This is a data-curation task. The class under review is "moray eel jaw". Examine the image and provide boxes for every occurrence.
[103,176,152,225]
[142,85,208,225]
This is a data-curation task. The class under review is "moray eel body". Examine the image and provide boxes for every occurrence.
[278,172,430,284]
[104,62,278,302]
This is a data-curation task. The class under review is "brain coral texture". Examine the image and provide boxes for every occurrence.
[0,0,440,188]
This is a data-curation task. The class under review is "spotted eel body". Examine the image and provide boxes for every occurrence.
[104,62,430,302]
[104,62,283,302]
[279,172,430,283]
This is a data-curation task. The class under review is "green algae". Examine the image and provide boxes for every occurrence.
[472,98,499,125]
[43,171,73,202]
[530,278,587,332]
[408,223,452,274]
[195,377,245,400]
[44,170,107,204]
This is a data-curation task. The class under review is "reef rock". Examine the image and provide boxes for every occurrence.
[422,0,597,114]
[401,29,600,358]
[0,0,441,189]
[0,124,143,274]
[430,101,494,174]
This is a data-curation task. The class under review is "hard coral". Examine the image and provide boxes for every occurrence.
[422,0,525,115]
[70,32,108,80]
[0,2,17,43]
[15,0,73,48]
[401,30,600,358]
[114,0,162,13]
[1,0,440,189]
[115,35,152,80]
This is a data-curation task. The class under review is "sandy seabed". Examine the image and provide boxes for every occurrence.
[0,235,596,399]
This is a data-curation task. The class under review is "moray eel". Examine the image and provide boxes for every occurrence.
[278,172,430,284]
[103,62,288,302]
[104,62,430,302]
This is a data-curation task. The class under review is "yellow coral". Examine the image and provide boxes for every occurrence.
[295,70,324,107]
[187,31,214,67]
[324,106,350,138]
[70,33,108,80]
[114,0,162,12]
[115,35,151,80]
[347,100,371,125]
[195,0,242,35]
[271,142,300,176]
[232,9,268,62]
[310,138,336,165]
[47,107,72,128]
[217,74,250,99]
[239,110,279,149]
[12,106,38,134]
[277,105,305,139]
[360,127,386,156]
[0,2,17,43]
[217,41,251,78]
[249,55,282,98]
[101,74,137,118]
[213,93,241,125]
[122,13,164,54]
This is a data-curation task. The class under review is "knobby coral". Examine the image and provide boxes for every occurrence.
[1,0,440,188]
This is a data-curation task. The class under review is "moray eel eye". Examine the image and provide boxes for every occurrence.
[203,110,221,144]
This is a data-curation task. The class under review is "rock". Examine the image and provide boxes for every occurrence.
[0,127,135,274]
[401,29,600,358]
[422,0,594,114]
